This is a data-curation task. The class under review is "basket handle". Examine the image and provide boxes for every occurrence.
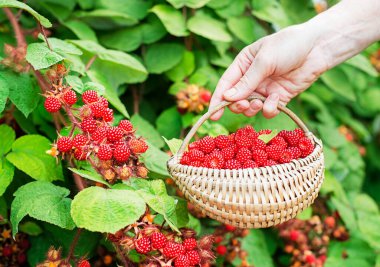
[177,93,312,155]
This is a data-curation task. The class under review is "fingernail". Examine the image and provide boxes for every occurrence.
[224,88,237,98]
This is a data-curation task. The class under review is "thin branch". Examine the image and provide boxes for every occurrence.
[65,228,82,263]
[132,86,139,114]
[3,8,26,47]
[68,160,86,191]
[85,55,97,72]
[39,22,52,50]
[114,244,133,267]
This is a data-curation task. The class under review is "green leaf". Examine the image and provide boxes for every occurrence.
[150,4,188,37]
[320,67,356,102]
[26,43,64,70]
[258,129,279,143]
[242,229,274,267]
[68,168,111,187]
[359,88,380,113]
[0,159,14,196]
[95,0,151,20]
[0,70,39,117]
[63,20,98,42]
[0,124,15,155]
[6,135,64,182]
[144,43,185,74]
[0,74,9,113]
[140,141,170,176]
[83,81,105,96]
[65,75,84,93]
[131,114,165,148]
[317,125,346,148]
[166,197,189,230]
[163,137,183,155]
[214,0,246,19]
[169,81,187,95]
[227,17,256,44]
[345,54,378,77]
[156,107,182,139]
[166,51,195,82]
[187,13,232,42]
[296,207,312,220]
[0,0,52,27]
[167,0,210,8]
[11,181,75,237]
[255,112,296,131]
[71,187,146,233]
[43,38,82,55]
[74,9,137,30]
[251,0,291,28]
[19,221,43,236]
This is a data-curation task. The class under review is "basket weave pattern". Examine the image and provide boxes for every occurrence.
[167,94,325,228]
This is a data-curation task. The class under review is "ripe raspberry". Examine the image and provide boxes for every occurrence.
[265,159,278,166]
[119,120,133,132]
[99,96,108,108]
[180,152,190,165]
[135,237,151,254]
[186,250,200,265]
[298,137,314,157]
[90,102,105,118]
[252,149,268,166]
[78,260,90,267]
[204,151,224,169]
[44,97,61,113]
[252,139,266,150]
[258,129,271,135]
[266,144,285,161]
[242,160,258,168]
[189,161,202,167]
[235,134,253,148]
[188,140,200,150]
[2,244,12,257]
[151,232,167,249]
[102,108,113,122]
[221,147,235,160]
[174,254,190,267]
[63,90,77,106]
[82,90,99,104]
[81,117,97,133]
[236,147,252,163]
[129,139,148,154]
[282,130,303,146]
[72,134,88,148]
[97,144,113,160]
[278,149,293,163]
[188,149,204,161]
[163,242,185,258]
[289,230,299,241]
[287,146,301,159]
[214,236,223,243]
[91,127,108,143]
[200,90,211,102]
[106,127,123,142]
[74,148,87,160]
[57,136,73,152]
[215,135,231,149]
[269,136,287,149]
[198,136,215,153]
[216,245,227,255]
[183,238,197,251]
[225,224,236,231]
[113,144,131,162]
[224,159,241,169]
[305,254,316,264]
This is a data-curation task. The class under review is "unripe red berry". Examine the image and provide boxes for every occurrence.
[129,139,148,154]
[44,97,61,113]
[324,216,336,229]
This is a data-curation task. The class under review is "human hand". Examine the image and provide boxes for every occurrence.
[209,24,330,120]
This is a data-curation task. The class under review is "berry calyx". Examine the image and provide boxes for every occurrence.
[44,97,61,113]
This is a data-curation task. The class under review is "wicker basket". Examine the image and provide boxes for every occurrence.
[167,94,325,228]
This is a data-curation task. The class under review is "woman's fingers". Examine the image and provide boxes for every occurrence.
[262,93,280,118]
[243,99,263,117]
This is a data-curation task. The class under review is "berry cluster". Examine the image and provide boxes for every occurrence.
[108,221,214,267]
[176,84,212,114]
[37,247,91,267]
[180,126,314,169]
[0,224,29,266]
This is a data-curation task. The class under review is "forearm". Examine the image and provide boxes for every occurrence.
[306,0,380,69]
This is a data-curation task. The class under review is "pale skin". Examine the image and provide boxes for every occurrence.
[209,0,380,120]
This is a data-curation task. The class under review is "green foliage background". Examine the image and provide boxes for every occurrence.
[1,0,380,266]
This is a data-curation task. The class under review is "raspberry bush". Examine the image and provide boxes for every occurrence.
[0,1,380,267]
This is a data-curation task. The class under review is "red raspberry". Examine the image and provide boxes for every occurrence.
[242,160,258,168]
[183,238,197,251]
[224,159,241,169]
[282,130,303,146]
[188,149,204,162]
[151,232,167,249]
[189,161,202,167]
[119,120,133,132]
[44,97,61,113]
[225,224,236,231]
[216,245,227,255]
[298,137,314,157]
[306,254,316,264]
[106,127,123,142]
[221,147,235,160]
[174,254,190,267]
[289,230,299,241]
[81,117,97,133]
[269,136,287,149]
[236,147,252,163]
[200,90,211,102]
[91,127,108,143]
[278,149,294,163]
[102,108,113,122]
[235,134,253,148]
[78,260,91,267]
[214,236,223,243]
[97,144,113,160]
[266,144,285,161]
[228,133,235,141]
[113,144,131,162]
[163,242,185,258]
[215,135,231,149]
[99,96,108,108]
[129,139,148,154]
[287,147,301,159]
[135,236,151,254]
[265,159,278,166]
[90,102,105,118]
[57,136,73,152]
[72,134,88,148]
[204,151,224,169]
[74,148,87,160]
[186,250,200,265]
[180,152,190,165]
[63,90,77,106]
[198,136,215,153]
[252,149,268,166]
[188,140,200,150]
[82,90,99,104]
[252,139,266,150]
[324,216,336,229]
[258,129,271,135]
